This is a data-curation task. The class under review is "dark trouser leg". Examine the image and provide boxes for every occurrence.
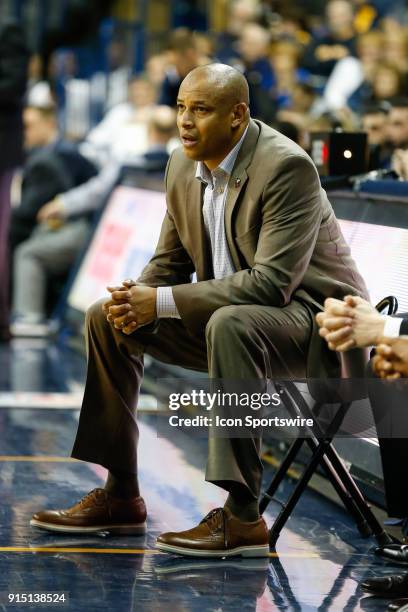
[71,299,208,474]
[367,361,408,518]
[204,302,312,502]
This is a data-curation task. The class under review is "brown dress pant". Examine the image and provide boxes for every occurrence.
[72,298,312,500]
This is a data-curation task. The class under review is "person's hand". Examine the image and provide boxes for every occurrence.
[330,44,349,60]
[316,295,386,352]
[316,297,356,351]
[37,196,65,224]
[373,337,408,379]
[315,45,332,61]
[315,44,348,62]
[103,280,157,334]
[102,280,134,324]
[392,149,408,180]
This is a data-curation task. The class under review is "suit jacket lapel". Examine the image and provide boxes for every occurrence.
[224,120,260,269]
[186,174,212,280]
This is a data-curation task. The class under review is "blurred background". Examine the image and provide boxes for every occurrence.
[2,0,408,340]
[3,0,408,149]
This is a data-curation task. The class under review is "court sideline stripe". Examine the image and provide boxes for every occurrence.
[0,456,78,462]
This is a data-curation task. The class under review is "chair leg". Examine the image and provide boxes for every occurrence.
[285,382,393,545]
[268,402,394,547]
[275,383,371,536]
[269,436,340,548]
[305,438,372,538]
[260,435,371,536]
[259,437,305,514]
[269,401,351,546]
[323,443,393,545]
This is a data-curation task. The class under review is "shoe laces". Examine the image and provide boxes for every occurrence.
[77,488,105,507]
[200,508,225,533]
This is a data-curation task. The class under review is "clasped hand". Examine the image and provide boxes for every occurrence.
[102,279,157,335]
[373,338,408,379]
[316,295,408,379]
[316,295,385,352]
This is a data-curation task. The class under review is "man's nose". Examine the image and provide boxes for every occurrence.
[180,108,194,128]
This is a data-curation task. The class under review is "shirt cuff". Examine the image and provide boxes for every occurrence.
[383,315,403,338]
[156,287,180,319]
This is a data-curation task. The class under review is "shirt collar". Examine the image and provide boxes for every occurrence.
[195,125,249,185]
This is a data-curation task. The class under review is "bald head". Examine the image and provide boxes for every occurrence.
[181,63,250,107]
[177,63,250,170]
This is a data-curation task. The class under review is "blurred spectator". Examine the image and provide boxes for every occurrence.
[9,105,96,253]
[372,61,405,102]
[145,53,169,88]
[270,41,310,110]
[273,120,302,146]
[26,54,55,108]
[346,58,405,113]
[361,104,391,168]
[382,7,408,32]
[38,105,175,224]
[0,21,28,342]
[362,104,388,146]
[216,0,259,65]
[237,22,275,90]
[194,32,215,64]
[386,98,408,178]
[346,30,384,112]
[10,106,176,338]
[277,83,319,133]
[386,97,408,150]
[269,5,311,46]
[383,28,408,76]
[227,22,276,122]
[357,29,384,76]
[104,39,132,111]
[302,0,357,79]
[291,83,318,115]
[83,76,157,167]
[158,29,201,107]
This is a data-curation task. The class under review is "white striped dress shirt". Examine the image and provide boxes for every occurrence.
[156,127,248,319]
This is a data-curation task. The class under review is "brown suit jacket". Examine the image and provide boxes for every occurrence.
[138,119,369,377]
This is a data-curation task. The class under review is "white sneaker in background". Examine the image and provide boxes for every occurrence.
[10,319,59,338]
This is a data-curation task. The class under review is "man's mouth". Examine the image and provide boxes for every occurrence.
[181,134,199,148]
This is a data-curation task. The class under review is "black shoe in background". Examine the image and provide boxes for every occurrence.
[361,573,408,596]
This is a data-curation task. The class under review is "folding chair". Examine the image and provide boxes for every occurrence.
[259,296,399,548]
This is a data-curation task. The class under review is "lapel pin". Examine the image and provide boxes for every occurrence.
[234,178,241,188]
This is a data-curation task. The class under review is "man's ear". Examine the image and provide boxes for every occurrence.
[231,103,248,128]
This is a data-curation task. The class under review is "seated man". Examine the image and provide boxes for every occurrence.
[317,297,408,605]
[11,106,175,337]
[9,104,97,335]
[31,63,368,558]
[9,105,96,253]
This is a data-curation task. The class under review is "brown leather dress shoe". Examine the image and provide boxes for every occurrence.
[156,507,269,558]
[30,488,147,534]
